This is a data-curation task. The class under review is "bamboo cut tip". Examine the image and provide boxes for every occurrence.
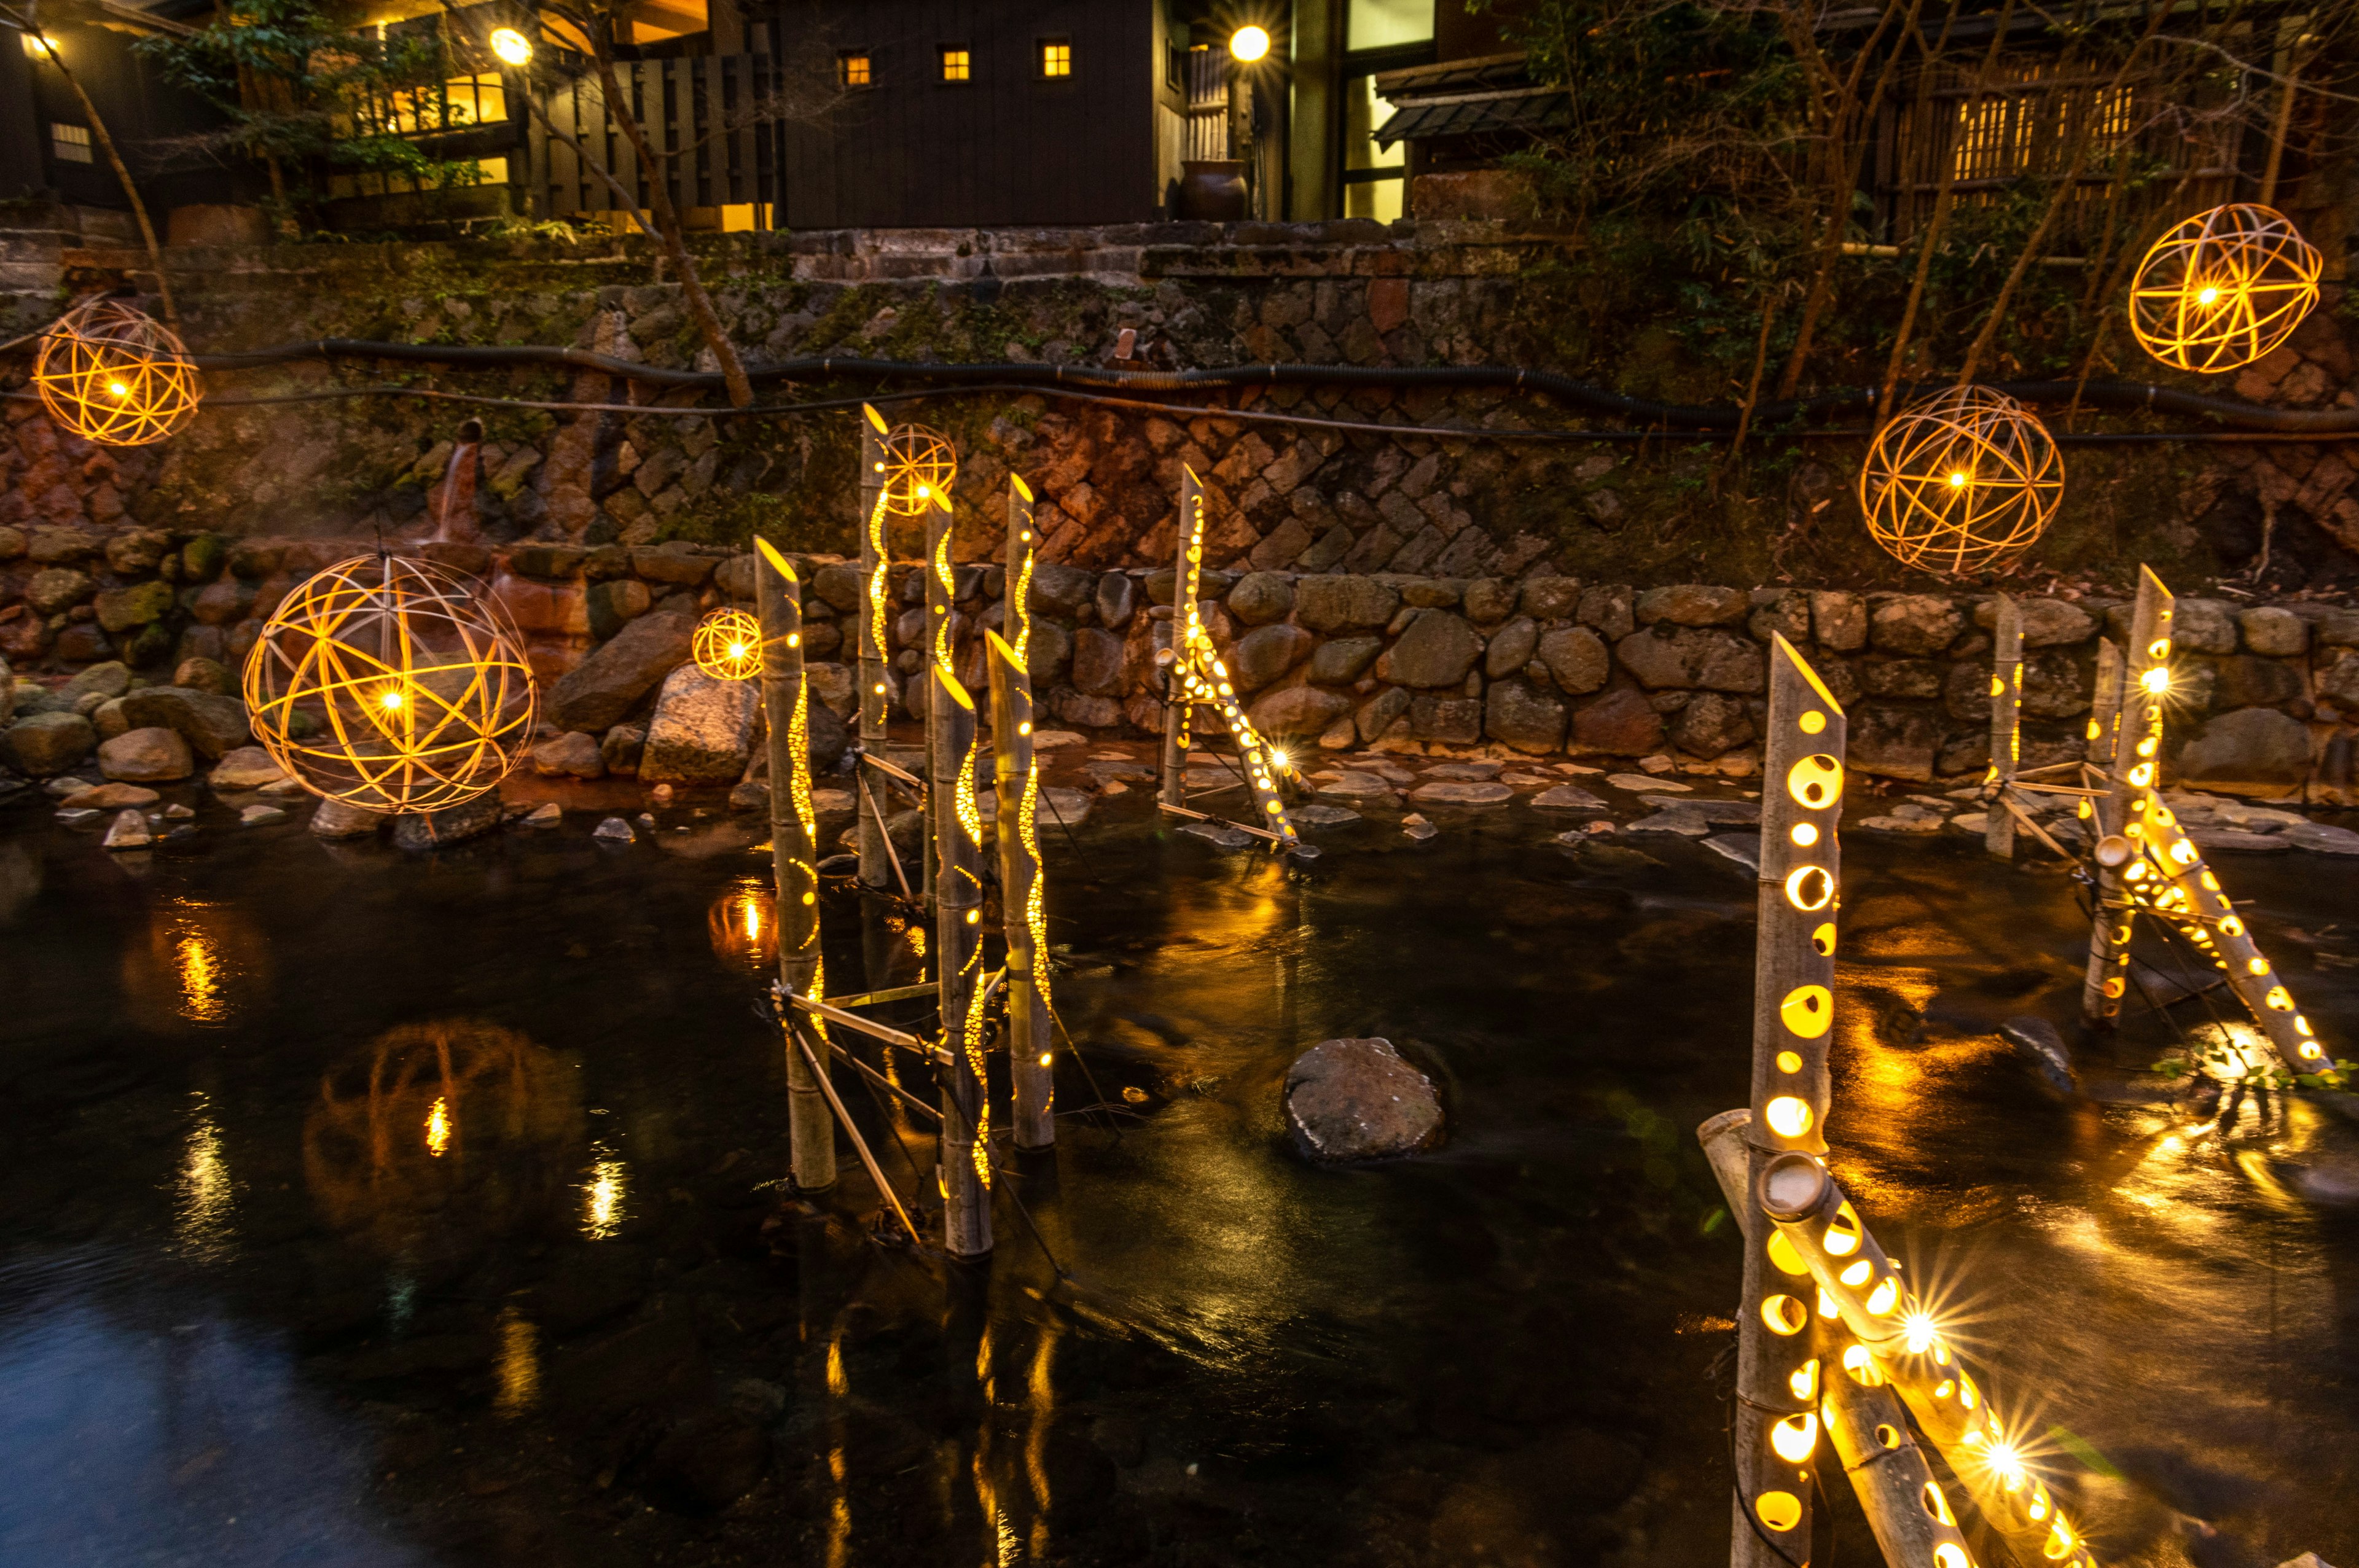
[933,664,977,711]
[1769,632,1845,718]
[863,403,888,434]
[983,628,1022,663]
[753,536,794,580]
[1011,473,1033,504]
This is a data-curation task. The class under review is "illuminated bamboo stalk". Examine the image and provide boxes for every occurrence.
[2082,568,2174,1027]
[757,539,837,1192]
[987,620,1054,1148]
[1699,1113,1974,1568]
[1731,632,1850,1566]
[2083,637,2124,791]
[1159,469,1202,810]
[1985,594,2023,859]
[1756,1154,2098,1568]
[931,661,992,1258]
[857,404,892,890]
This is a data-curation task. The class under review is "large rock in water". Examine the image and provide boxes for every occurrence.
[117,687,251,759]
[4,710,96,776]
[98,726,194,782]
[549,609,695,733]
[390,794,506,851]
[2177,707,2312,796]
[640,664,760,784]
[1284,1037,1445,1161]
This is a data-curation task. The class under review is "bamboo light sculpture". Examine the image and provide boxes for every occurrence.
[2081,568,2174,1026]
[33,297,200,447]
[856,405,894,889]
[1729,632,1848,1565]
[692,606,764,681]
[756,539,838,1193]
[2129,204,2323,374]
[879,420,957,517]
[1156,466,1301,850]
[932,663,992,1258]
[243,554,536,812]
[992,472,1054,1149]
[1859,386,2062,576]
[1984,595,2024,859]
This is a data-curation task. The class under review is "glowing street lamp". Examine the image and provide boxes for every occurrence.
[1229,25,1270,63]
[490,26,533,65]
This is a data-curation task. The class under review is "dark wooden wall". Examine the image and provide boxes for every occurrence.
[769,0,1159,227]
[17,23,241,214]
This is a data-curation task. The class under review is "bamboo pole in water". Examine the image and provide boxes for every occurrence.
[987,618,1055,1147]
[2082,567,2173,1027]
[1698,1113,1973,1568]
[756,539,837,1193]
[1159,468,1203,811]
[856,405,892,891]
[931,661,992,1257]
[1726,632,1849,1568]
[1984,594,2023,859]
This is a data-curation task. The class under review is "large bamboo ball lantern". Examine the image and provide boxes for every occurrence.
[878,422,956,516]
[32,297,200,447]
[1858,386,2063,576]
[2129,204,2322,373]
[241,555,538,813]
[692,606,762,681]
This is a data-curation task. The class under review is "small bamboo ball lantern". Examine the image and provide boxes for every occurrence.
[32,297,201,447]
[878,422,957,516]
[693,606,763,681]
[2129,204,2322,373]
[1858,386,2063,576]
[241,555,538,813]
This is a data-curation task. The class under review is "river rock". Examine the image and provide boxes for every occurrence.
[1095,571,1138,630]
[1376,610,1484,689]
[1673,692,1756,757]
[1530,784,1608,811]
[60,781,159,809]
[172,656,232,695]
[532,730,607,779]
[101,808,152,849]
[240,803,288,827]
[1999,1016,2075,1092]
[1704,835,1759,872]
[593,816,636,843]
[2189,827,2291,852]
[310,798,388,839]
[1571,688,1664,754]
[1071,626,1125,695]
[1309,636,1382,684]
[1288,803,1361,825]
[6,711,96,776]
[523,802,562,827]
[1231,623,1313,692]
[2287,821,2359,855]
[392,794,506,851]
[1284,1037,1444,1161]
[1484,617,1538,678]
[640,665,760,785]
[549,609,695,733]
[1226,572,1294,625]
[1250,684,1352,739]
[1180,819,1254,849]
[1869,595,1965,655]
[601,723,647,776]
[118,687,251,759]
[1401,813,1438,840]
[1484,679,1566,754]
[99,726,195,782]
[1614,626,1763,692]
[2239,606,2308,657]
[1625,806,1712,836]
[2177,708,2312,794]
[1537,625,1610,695]
[1646,796,1756,825]
[62,661,131,703]
[209,745,289,790]
[1409,779,1513,805]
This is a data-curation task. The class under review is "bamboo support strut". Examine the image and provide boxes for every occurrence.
[827,982,936,1009]
[861,751,926,790]
[788,1023,917,1242]
[855,770,916,902]
[1156,800,1285,842]
[1985,594,2024,859]
[756,539,837,1194]
[856,405,892,891]
[2083,571,2173,1027]
[787,991,928,1053]
[826,1039,943,1121]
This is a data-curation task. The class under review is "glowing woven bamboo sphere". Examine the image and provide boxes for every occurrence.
[1858,386,2062,575]
[2129,204,2322,373]
[241,555,538,813]
[692,606,763,681]
[33,297,200,447]
[877,422,956,516]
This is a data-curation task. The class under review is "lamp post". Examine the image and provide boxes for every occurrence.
[1228,25,1270,220]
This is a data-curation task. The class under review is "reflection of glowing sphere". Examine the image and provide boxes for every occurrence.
[693,607,764,681]
[33,298,201,447]
[1858,386,2061,576]
[242,555,538,813]
[302,1018,582,1255]
[707,874,778,975]
[877,423,956,517]
[2129,204,2322,373]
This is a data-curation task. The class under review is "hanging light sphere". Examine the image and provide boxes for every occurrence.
[32,297,201,447]
[241,555,538,813]
[692,606,764,681]
[877,422,957,517]
[2129,203,2322,374]
[1858,386,2063,576]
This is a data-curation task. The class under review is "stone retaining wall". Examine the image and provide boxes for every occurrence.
[4,517,2353,803]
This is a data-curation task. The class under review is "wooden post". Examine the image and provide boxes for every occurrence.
[856,404,892,891]
[756,539,837,1193]
[990,486,1054,1149]
[2082,566,2174,1028]
[1984,593,2023,859]
[931,663,992,1258]
[1698,1114,1975,1568]
[2084,636,2124,790]
[1729,632,1848,1568]
[1159,467,1202,811]
[923,490,960,911]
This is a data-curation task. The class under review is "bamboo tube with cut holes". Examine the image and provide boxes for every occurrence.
[1985,594,2023,859]
[931,657,992,1258]
[988,622,1055,1148]
[856,405,892,889]
[2083,567,2175,1026]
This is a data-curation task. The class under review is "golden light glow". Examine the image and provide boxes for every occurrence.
[33,298,201,447]
[1865,1276,1900,1315]
[425,1096,452,1156]
[1903,1308,1940,1354]
[693,607,764,681]
[1843,1344,1885,1386]
[1798,709,1826,735]
[879,423,957,517]
[1786,753,1842,809]
[1787,1357,1818,1402]
[2130,204,2322,372]
[495,1304,539,1410]
[1770,1413,1818,1462]
[1779,985,1833,1039]
[1790,822,1818,847]
[584,1147,626,1238]
[1775,1050,1802,1073]
[1934,1547,1971,1568]
[1783,865,1833,912]
[1766,1231,1809,1276]
[1764,1096,1814,1138]
[490,25,533,63]
[2140,666,2171,694]
[175,1093,235,1256]
[1756,1491,1803,1533]
[1230,25,1270,61]
[176,928,226,1024]
[1762,1294,1809,1335]
[243,555,537,812]
[1859,385,2062,575]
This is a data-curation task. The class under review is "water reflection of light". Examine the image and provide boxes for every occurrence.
[495,1305,539,1411]
[127,899,267,1031]
[583,1144,627,1238]
[424,1097,452,1157]
[174,1092,235,1257]
[707,875,778,975]
[177,934,225,1023]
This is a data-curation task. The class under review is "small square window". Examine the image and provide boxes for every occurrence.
[837,51,870,87]
[1040,38,1071,77]
[51,122,93,163]
[939,46,969,82]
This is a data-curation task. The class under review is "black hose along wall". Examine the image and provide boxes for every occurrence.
[186,340,2359,439]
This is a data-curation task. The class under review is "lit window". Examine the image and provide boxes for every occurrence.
[52,122,93,163]
[1040,38,1071,77]
[837,51,870,87]
[940,46,969,82]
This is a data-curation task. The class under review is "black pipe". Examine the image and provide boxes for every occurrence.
[182,339,2359,435]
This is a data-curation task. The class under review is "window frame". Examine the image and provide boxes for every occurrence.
[938,44,972,84]
[1037,35,1073,80]
[836,49,872,88]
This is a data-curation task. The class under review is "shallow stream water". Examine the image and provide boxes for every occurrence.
[1,765,2355,1568]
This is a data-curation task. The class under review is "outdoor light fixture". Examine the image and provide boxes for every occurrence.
[1858,385,2062,576]
[490,26,533,64]
[33,298,200,447]
[1229,25,1270,62]
[877,421,957,517]
[693,606,764,681]
[2130,203,2321,373]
